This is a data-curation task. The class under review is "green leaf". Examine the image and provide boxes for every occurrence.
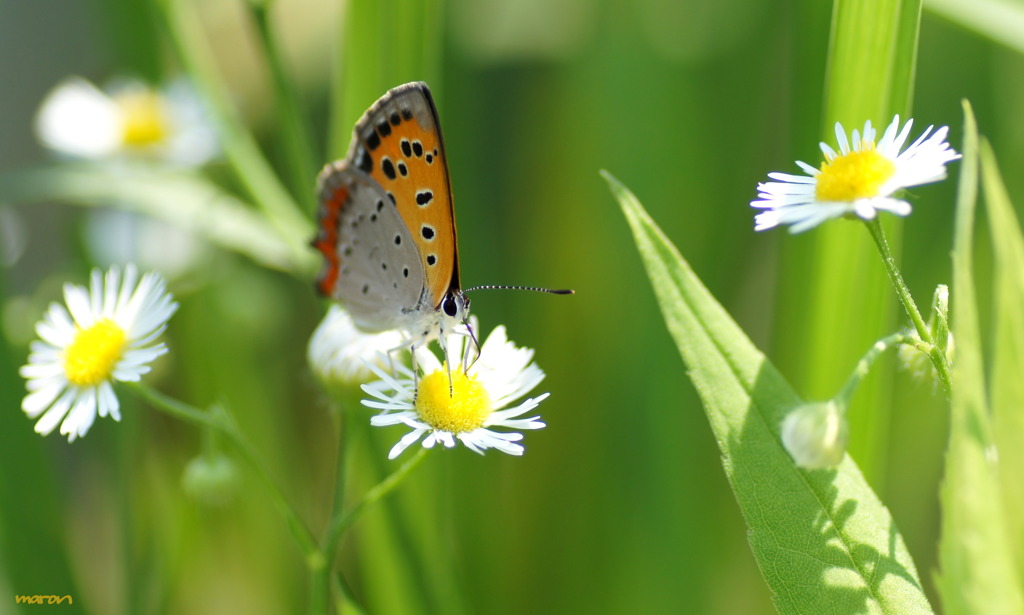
[604,170,932,615]
[825,0,921,125]
[0,163,316,276]
[937,100,1024,613]
[927,0,1024,55]
[983,141,1024,589]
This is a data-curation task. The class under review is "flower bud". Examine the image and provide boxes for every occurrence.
[182,454,239,507]
[781,401,848,469]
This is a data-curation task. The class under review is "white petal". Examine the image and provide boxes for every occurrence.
[34,387,77,435]
[98,380,121,421]
[35,77,121,158]
[22,381,66,417]
[389,429,426,459]
[64,283,94,328]
[61,388,98,441]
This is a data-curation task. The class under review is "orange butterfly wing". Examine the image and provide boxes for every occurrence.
[346,82,459,310]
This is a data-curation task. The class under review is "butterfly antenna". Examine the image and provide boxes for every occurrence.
[463,285,575,295]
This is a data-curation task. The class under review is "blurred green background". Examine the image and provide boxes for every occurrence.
[1,0,1020,613]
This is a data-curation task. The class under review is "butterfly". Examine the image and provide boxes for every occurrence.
[312,82,570,366]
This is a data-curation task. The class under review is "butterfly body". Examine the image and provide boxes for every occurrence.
[314,82,468,347]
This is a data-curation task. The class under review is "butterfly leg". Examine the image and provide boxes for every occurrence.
[436,331,454,396]
[462,318,482,373]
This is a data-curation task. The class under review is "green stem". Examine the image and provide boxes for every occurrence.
[865,218,953,394]
[157,0,312,249]
[836,331,914,408]
[308,404,355,615]
[129,383,322,564]
[333,571,369,615]
[248,1,320,214]
[327,446,429,548]
[308,443,428,614]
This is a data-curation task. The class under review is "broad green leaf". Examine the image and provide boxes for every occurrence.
[983,141,1024,588]
[0,163,315,276]
[936,101,1024,614]
[604,171,932,615]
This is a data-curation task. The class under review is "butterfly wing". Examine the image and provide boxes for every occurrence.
[314,163,425,332]
[346,82,460,310]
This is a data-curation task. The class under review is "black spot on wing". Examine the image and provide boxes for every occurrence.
[365,131,381,151]
[357,148,374,173]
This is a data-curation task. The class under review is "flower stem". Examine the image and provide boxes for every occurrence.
[308,403,356,615]
[248,1,319,214]
[836,331,915,409]
[308,444,429,614]
[865,219,953,394]
[129,383,322,563]
[329,446,429,545]
[157,0,312,249]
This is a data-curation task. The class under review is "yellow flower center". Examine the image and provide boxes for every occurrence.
[415,368,492,433]
[815,145,896,202]
[64,319,127,386]
[116,90,169,147]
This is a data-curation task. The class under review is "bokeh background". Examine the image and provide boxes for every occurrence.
[1,0,1021,613]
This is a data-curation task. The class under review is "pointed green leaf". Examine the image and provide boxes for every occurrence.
[604,170,931,614]
[937,101,1024,614]
[983,140,1024,588]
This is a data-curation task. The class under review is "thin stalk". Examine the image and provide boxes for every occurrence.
[308,403,355,615]
[157,0,312,249]
[308,444,429,614]
[865,218,953,394]
[326,446,429,548]
[836,331,914,407]
[248,1,319,213]
[129,383,322,562]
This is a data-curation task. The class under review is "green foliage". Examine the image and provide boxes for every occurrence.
[937,101,1024,614]
[605,171,932,615]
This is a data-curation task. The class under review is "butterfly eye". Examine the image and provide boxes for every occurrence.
[442,295,459,317]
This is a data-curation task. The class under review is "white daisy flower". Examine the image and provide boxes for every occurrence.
[35,76,218,166]
[19,265,178,441]
[752,115,961,233]
[308,304,406,387]
[361,321,548,459]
